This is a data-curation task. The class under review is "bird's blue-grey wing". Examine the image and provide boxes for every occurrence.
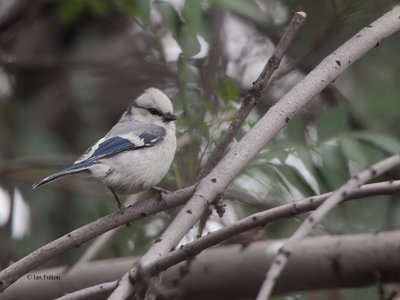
[33,124,166,188]
[74,124,167,164]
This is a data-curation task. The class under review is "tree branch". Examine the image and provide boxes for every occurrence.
[164,231,400,299]
[57,281,118,300]
[142,180,400,277]
[109,5,400,299]
[0,186,195,292]
[66,192,147,274]
[256,154,400,300]
[66,179,400,299]
[4,230,400,299]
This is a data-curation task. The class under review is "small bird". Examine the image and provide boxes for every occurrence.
[33,88,177,212]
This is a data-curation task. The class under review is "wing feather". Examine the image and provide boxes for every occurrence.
[77,125,166,163]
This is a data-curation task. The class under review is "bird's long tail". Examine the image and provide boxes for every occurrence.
[32,161,98,188]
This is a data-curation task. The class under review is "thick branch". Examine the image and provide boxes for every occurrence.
[4,231,400,299]
[164,231,400,299]
[0,186,195,292]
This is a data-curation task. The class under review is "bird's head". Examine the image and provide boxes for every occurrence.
[126,88,178,127]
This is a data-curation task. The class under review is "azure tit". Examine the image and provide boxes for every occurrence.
[33,88,178,212]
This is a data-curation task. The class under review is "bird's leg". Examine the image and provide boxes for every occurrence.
[152,186,170,201]
[109,187,125,214]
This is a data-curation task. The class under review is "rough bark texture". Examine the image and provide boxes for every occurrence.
[2,231,400,299]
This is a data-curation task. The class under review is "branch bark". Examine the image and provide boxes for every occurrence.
[0,186,195,292]
[256,154,400,300]
[4,231,400,299]
[65,179,400,299]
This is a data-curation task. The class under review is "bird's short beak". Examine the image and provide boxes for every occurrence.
[163,112,178,122]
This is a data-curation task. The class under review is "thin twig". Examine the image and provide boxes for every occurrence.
[197,11,307,179]
[256,155,400,300]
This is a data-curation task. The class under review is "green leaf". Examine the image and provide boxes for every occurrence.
[58,0,86,23]
[339,137,370,166]
[295,147,324,190]
[178,24,201,57]
[316,106,348,142]
[175,86,203,123]
[177,56,199,84]
[182,0,205,35]
[213,75,239,102]
[318,144,350,190]
[270,163,315,197]
[352,131,400,154]
[157,1,202,57]
[180,1,203,57]
[87,0,110,16]
[156,1,184,37]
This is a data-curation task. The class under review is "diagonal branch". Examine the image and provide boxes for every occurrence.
[108,5,400,299]
[18,180,400,300]
[0,186,195,292]
[65,192,147,274]
[198,11,306,179]
[256,154,400,300]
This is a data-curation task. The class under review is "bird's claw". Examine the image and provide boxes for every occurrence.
[118,203,126,215]
[152,186,170,201]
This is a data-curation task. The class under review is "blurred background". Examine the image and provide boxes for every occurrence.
[0,0,400,299]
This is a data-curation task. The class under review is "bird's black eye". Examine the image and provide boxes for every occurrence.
[147,108,163,117]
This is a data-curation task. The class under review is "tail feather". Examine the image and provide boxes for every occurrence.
[32,161,98,188]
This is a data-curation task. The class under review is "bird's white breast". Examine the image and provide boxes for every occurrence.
[89,128,176,194]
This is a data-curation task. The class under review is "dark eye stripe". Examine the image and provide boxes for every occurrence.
[147,107,163,117]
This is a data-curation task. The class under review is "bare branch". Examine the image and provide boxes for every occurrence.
[144,180,400,277]
[66,192,147,274]
[71,179,400,299]
[4,230,400,299]
[198,11,307,179]
[256,155,400,300]
[56,281,118,300]
[0,186,195,292]
[163,231,400,298]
